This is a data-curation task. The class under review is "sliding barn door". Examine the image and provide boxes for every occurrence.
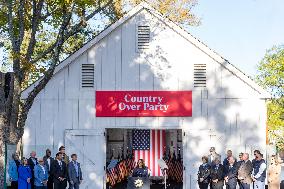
[65,130,106,189]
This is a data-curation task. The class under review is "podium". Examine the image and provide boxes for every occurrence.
[127,177,150,189]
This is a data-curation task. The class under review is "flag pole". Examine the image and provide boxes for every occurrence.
[164,169,167,189]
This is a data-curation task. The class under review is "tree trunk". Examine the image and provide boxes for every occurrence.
[0,72,17,188]
[0,138,5,188]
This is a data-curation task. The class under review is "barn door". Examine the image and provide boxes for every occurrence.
[183,129,224,189]
[65,130,106,189]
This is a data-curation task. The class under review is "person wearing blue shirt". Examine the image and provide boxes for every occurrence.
[68,154,83,189]
[18,157,32,189]
[34,158,49,189]
[8,153,21,189]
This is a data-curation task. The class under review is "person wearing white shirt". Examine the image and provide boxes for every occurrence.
[252,150,266,189]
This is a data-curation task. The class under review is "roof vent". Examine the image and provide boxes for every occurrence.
[194,64,206,88]
[81,64,94,88]
[136,25,150,51]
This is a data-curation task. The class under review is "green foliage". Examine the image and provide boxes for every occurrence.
[0,0,123,88]
[256,45,284,97]
[256,45,284,150]
[0,0,199,88]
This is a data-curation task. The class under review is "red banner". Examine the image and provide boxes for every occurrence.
[96,91,192,117]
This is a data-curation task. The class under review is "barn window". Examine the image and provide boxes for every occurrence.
[81,64,94,88]
[136,25,150,51]
[194,64,207,87]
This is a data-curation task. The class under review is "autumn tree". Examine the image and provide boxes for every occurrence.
[256,45,284,150]
[0,0,199,186]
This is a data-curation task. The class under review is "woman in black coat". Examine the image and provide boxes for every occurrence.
[198,156,211,189]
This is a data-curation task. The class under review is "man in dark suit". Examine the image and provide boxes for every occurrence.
[43,149,54,189]
[224,156,238,189]
[223,150,237,170]
[51,152,67,189]
[28,151,38,189]
[68,154,83,189]
[210,157,224,189]
[237,153,253,189]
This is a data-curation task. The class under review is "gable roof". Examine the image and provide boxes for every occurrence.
[22,2,271,99]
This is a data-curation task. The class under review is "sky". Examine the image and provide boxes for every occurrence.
[189,0,284,77]
[1,1,284,77]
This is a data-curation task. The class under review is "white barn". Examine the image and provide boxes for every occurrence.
[21,3,270,189]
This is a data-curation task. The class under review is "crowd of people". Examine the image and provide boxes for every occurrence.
[9,146,282,189]
[197,147,282,189]
[8,146,83,189]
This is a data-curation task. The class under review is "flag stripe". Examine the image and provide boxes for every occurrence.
[157,130,161,176]
[133,129,165,176]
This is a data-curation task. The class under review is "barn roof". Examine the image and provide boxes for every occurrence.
[22,2,271,99]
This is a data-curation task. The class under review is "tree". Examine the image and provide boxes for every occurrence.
[256,45,284,150]
[0,0,199,187]
[0,0,121,186]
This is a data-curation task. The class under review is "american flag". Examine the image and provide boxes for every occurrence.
[132,129,166,176]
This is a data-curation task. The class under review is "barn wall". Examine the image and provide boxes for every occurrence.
[22,9,267,189]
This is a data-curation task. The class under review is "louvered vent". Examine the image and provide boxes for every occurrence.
[194,64,207,87]
[81,64,94,88]
[136,25,150,51]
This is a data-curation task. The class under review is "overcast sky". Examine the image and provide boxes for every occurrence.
[189,0,284,77]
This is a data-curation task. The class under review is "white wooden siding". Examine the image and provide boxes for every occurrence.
[22,9,267,189]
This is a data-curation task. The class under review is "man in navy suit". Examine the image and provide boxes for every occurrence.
[51,152,67,189]
[68,154,83,189]
[210,158,224,189]
[224,156,238,189]
[28,151,38,189]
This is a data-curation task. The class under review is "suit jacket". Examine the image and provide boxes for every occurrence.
[51,159,67,181]
[225,164,237,183]
[210,164,224,181]
[208,153,221,166]
[223,157,237,169]
[198,163,211,183]
[68,161,83,182]
[238,160,253,184]
[34,164,48,186]
[43,156,54,173]
[28,157,38,172]
[8,160,20,181]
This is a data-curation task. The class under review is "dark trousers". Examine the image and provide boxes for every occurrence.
[226,181,237,189]
[11,181,18,189]
[198,182,209,189]
[47,175,53,189]
[212,181,224,189]
[54,179,67,189]
[240,183,250,189]
[31,178,35,189]
[35,186,47,189]
[68,177,80,189]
